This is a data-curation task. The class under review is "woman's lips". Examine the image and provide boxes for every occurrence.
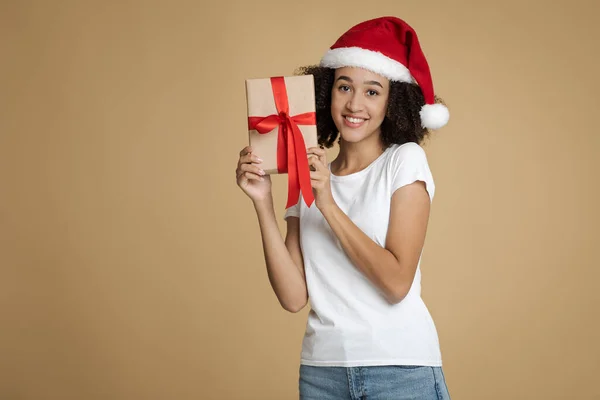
[343,115,367,128]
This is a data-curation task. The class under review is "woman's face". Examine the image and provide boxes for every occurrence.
[330,67,390,145]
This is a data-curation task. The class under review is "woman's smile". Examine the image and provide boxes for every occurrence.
[343,115,368,128]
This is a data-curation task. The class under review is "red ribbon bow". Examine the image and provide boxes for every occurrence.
[247,77,315,208]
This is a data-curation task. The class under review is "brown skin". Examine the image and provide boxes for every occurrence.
[330,67,389,150]
[236,66,435,310]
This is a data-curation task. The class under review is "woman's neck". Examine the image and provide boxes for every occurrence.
[331,135,386,176]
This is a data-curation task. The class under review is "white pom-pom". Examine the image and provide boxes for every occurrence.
[420,103,449,130]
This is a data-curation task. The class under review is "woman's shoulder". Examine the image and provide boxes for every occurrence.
[385,142,435,199]
[385,142,429,166]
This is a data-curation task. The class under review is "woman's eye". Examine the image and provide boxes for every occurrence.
[367,90,379,96]
[339,85,350,92]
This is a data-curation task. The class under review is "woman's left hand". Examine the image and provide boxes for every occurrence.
[307,147,335,212]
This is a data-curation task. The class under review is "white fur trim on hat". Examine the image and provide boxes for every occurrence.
[320,47,414,83]
[420,103,449,130]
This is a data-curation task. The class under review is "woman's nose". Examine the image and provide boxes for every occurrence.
[346,93,364,113]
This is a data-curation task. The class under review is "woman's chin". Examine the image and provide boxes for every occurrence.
[339,128,371,143]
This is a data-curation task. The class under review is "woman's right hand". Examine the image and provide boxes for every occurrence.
[236,146,272,202]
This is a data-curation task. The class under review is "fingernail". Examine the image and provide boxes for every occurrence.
[259,169,265,175]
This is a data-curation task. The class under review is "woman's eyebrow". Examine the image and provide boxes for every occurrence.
[364,80,383,88]
[335,76,383,88]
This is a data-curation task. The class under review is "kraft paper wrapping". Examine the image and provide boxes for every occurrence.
[245,75,318,175]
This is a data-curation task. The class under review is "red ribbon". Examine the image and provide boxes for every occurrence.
[248,77,315,208]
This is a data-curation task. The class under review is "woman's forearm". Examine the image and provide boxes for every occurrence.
[253,197,308,312]
[319,203,409,304]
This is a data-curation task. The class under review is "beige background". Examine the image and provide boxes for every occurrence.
[1,1,599,399]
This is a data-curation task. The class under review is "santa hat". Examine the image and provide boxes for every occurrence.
[320,16,449,130]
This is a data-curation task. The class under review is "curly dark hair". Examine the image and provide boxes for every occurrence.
[294,65,444,149]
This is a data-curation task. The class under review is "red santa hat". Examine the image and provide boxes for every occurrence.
[320,16,449,130]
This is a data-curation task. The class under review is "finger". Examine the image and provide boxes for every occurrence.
[243,171,264,182]
[240,146,253,157]
[240,163,265,177]
[309,165,327,180]
[308,156,327,172]
[237,169,260,181]
[308,148,327,166]
[307,155,317,172]
[240,153,263,166]
[308,154,322,171]
[307,147,326,157]
[308,154,324,165]
[239,151,262,165]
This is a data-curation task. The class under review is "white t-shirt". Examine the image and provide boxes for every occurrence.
[284,142,442,367]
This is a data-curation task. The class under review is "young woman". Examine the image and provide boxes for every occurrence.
[236,16,451,399]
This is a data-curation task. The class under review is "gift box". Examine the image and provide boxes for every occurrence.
[245,75,318,208]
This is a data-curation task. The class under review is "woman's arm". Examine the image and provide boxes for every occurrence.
[318,181,430,304]
[236,145,307,313]
[308,147,430,305]
[253,197,308,313]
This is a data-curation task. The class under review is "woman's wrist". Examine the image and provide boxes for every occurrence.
[317,199,338,218]
[252,194,274,212]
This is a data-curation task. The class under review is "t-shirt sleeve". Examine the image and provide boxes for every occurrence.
[284,203,300,219]
[391,143,435,202]
[283,192,301,219]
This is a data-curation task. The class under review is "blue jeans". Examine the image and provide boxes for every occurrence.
[299,364,451,400]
